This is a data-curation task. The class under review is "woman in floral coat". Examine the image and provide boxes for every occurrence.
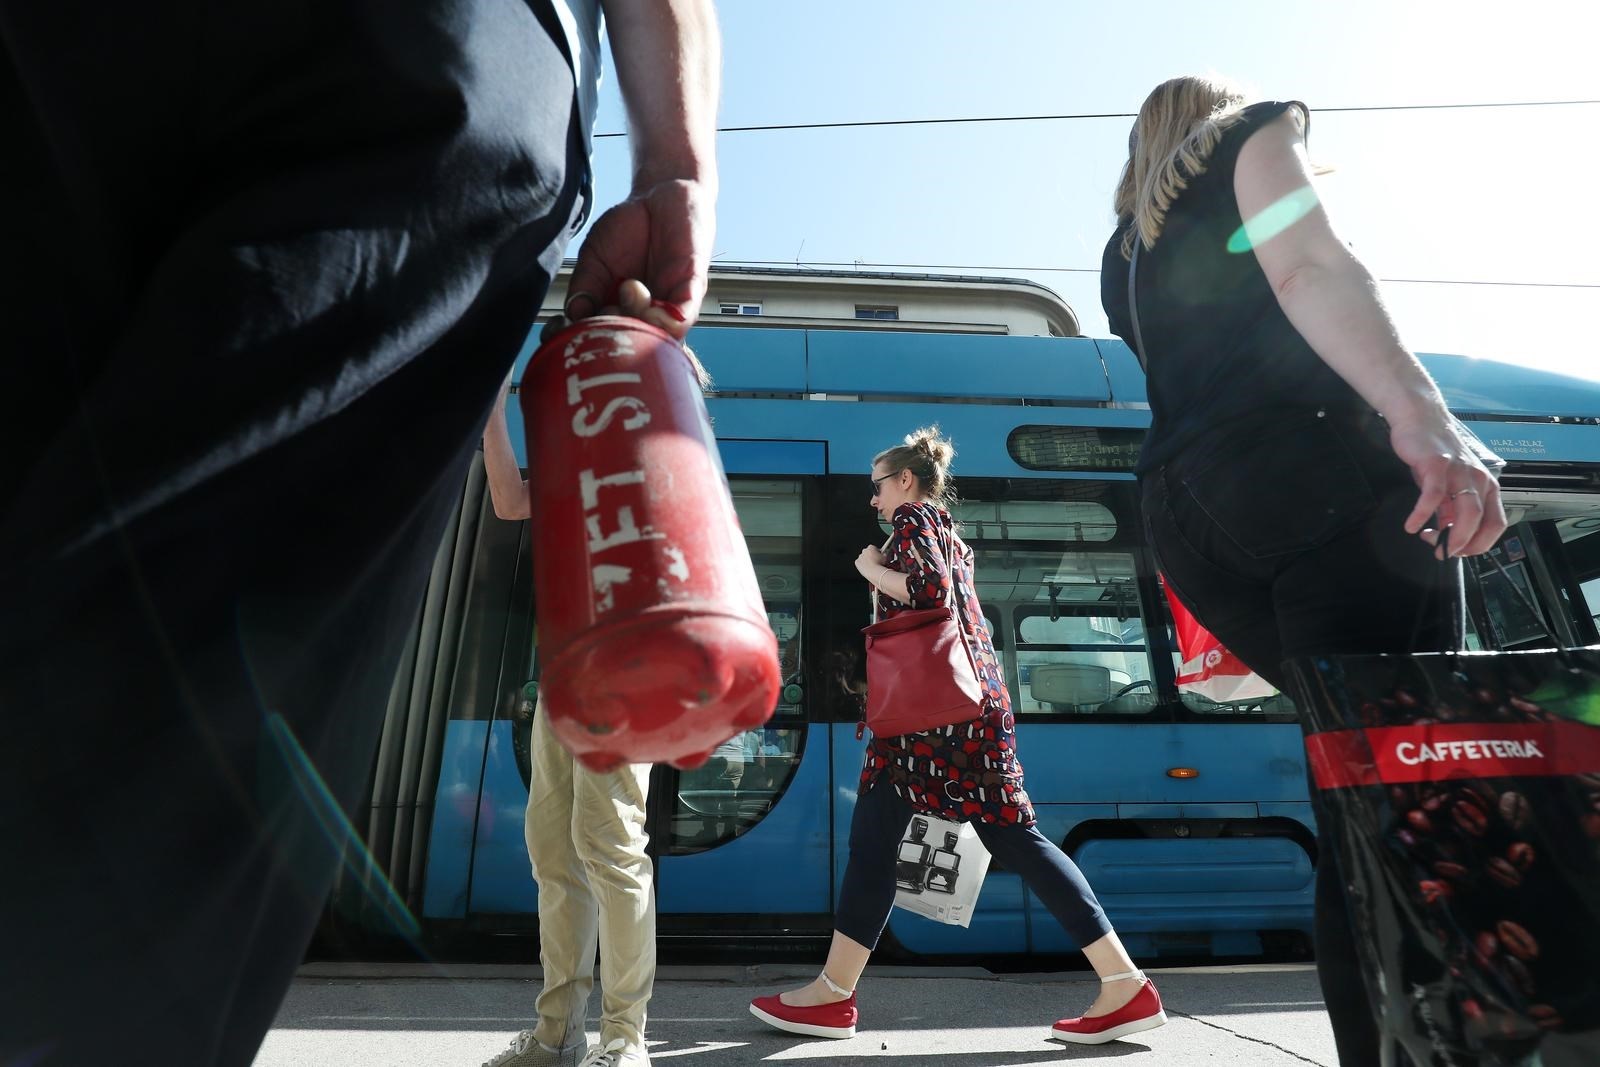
[751,427,1166,1046]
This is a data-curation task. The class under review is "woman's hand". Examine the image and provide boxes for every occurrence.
[1388,415,1508,558]
[855,544,887,579]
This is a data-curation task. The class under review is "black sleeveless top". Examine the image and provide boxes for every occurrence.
[1101,101,1371,474]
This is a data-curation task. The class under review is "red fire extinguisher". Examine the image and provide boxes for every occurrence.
[520,315,781,772]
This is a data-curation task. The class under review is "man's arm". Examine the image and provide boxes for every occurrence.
[566,0,720,338]
[482,388,531,521]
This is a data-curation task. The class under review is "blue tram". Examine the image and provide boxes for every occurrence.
[327,325,1600,960]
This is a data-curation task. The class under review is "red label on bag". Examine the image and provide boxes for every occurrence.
[1306,721,1600,789]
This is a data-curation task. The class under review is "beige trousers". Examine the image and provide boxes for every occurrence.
[526,702,656,1051]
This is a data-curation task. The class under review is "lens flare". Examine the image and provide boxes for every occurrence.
[265,713,421,940]
[1227,186,1321,254]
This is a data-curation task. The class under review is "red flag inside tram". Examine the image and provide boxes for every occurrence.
[1160,575,1277,704]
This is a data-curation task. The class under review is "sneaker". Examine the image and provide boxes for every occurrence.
[1048,971,1167,1045]
[578,1038,649,1066]
[749,991,858,1039]
[482,1030,589,1067]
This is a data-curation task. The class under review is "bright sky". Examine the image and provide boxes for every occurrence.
[585,0,1600,381]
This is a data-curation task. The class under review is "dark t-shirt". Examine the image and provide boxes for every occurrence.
[1102,101,1370,474]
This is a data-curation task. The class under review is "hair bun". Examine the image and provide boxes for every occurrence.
[874,426,957,510]
[904,425,955,472]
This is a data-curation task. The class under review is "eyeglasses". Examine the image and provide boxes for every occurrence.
[870,470,902,494]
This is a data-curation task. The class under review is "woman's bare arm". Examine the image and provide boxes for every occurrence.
[482,385,531,521]
[1233,110,1505,556]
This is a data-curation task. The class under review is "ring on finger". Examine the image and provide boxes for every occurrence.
[1449,488,1480,500]
[564,290,599,316]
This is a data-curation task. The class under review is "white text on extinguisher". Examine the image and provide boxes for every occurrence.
[581,468,663,555]
[569,370,651,437]
[562,330,679,613]
[565,329,652,438]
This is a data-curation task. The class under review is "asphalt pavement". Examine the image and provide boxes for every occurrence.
[254,961,1337,1066]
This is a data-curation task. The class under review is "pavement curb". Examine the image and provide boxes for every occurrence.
[295,960,1315,982]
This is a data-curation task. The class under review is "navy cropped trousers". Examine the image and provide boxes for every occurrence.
[835,774,1113,952]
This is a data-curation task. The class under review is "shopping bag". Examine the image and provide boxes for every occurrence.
[1285,640,1600,1065]
[1161,575,1277,703]
[892,813,991,928]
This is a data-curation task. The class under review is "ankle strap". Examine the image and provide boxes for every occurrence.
[819,971,854,997]
[1100,969,1144,983]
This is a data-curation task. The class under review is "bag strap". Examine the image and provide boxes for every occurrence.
[869,533,891,624]
[937,519,983,682]
[1426,527,1471,653]
[869,510,981,681]
[1126,236,1149,372]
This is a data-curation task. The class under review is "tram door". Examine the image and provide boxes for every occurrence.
[447,471,831,924]
[652,476,832,917]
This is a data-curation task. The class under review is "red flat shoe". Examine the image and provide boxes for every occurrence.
[1049,970,1167,1045]
[749,991,858,1040]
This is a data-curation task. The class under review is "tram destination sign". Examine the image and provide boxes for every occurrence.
[1007,425,1145,472]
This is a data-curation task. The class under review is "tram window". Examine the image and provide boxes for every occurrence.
[877,500,1118,544]
[1014,613,1156,716]
[670,725,805,853]
[1583,577,1600,629]
[1477,557,1550,647]
[951,499,1117,542]
[980,548,1155,716]
[667,478,808,854]
[1559,518,1600,630]
[731,479,804,720]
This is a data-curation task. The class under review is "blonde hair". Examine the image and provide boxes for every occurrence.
[875,426,955,507]
[682,342,712,391]
[1113,75,1254,259]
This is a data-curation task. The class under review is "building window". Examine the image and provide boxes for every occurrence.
[854,304,899,321]
[719,302,762,316]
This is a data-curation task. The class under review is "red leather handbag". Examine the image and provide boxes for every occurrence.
[861,528,984,737]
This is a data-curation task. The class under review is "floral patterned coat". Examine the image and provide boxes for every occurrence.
[860,501,1035,827]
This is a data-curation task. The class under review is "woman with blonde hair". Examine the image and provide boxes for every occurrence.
[1102,75,1506,1064]
[749,427,1166,1046]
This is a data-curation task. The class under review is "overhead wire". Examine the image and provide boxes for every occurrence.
[593,98,1600,290]
[594,98,1600,139]
[711,260,1600,290]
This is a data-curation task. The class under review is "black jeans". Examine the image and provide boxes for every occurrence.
[0,4,586,1064]
[836,775,1113,952]
[1141,406,1456,1067]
